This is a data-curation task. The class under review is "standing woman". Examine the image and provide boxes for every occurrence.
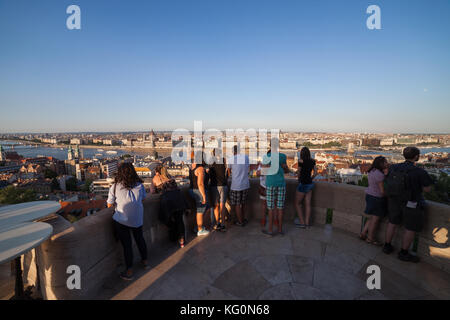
[295,147,317,228]
[360,156,388,245]
[107,163,148,280]
[189,151,210,236]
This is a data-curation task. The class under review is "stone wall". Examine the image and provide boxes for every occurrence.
[26,180,450,299]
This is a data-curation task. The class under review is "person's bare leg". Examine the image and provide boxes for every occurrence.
[219,202,225,224]
[196,213,203,231]
[261,200,267,226]
[361,217,370,237]
[367,216,381,241]
[295,191,305,224]
[385,223,397,244]
[242,203,246,221]
[267,209,274,233]
[235,205,243,224]
[214,204,220,225]
[304,191,313,225]
[277,208,284,233]
[402,230,416,250]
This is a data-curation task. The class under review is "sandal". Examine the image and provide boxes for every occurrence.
[366,238,382,246]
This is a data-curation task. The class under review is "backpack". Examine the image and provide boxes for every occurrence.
[385,166,413,201]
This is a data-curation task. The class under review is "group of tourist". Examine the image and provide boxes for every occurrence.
[106,145,433,281]
[360,146,433,263]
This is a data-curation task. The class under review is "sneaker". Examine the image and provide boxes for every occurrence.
[243,219,249,226]
[141,261,151,270]
[398,251,420,263]
[262,230,274,237]
[120,271,134,281]
[382,243,394,254]
[234,221,244,227]
[295,223,306,229]
[197,228,210,236]
[219,223,227,232]
[213,224,220,231]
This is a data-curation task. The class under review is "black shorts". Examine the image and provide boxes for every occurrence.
[387,197,425,232]
[364,194,387,217]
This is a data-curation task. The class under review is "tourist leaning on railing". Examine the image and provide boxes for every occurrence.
[359,156,388,245]
[107,163,149,281]
[294,147,317,229]
[382,147,434,263]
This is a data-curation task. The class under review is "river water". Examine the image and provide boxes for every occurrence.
[1,140,448,161]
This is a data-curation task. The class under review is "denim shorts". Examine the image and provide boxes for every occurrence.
[364,194,387,217]
[297,183,315,194]
[189,189,209,214]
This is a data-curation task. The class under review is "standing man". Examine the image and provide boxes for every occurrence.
[262,148,289,236]
[227,145,250,226]
[383,147,433,262]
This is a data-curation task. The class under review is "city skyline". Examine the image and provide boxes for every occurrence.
[1,0,450,133]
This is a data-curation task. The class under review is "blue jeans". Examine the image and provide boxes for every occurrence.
[189,189,209,214]
[297,183,315,194]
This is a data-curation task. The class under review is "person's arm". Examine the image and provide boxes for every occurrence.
[377,181,386,196]
[281,155,289,173]
[141,184,147,203]
[312,165,318,179]
[106,184,115,208]
[196,167,207,204]
[420,170,433,193]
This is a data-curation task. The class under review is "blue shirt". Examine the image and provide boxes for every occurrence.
[107,182,146,228]
[262,153,287,187]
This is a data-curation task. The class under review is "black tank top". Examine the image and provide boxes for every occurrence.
[209,162,227,186]
[189,165,208,189]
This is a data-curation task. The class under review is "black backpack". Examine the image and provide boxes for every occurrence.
[385,166,413,201]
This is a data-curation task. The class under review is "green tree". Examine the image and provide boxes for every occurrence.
[81,179,93,192]
[424,172,450,205]
[66,177,78,191]
[44,168,57,179]
[0,186,37,204]
[358,175,369,187]
[51,178,61,191]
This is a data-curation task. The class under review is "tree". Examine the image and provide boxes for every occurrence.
[66,177,78,191]
[44,168,57,179]
[81,179,93,192]
[51,178,61,191]
[424,172,450,205]
[358,175,369,187]
[0,186,37,204]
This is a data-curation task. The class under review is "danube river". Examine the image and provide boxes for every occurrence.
[1,140,449,161]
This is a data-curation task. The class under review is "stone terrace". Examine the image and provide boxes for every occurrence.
[2,181,449,300]
[100,221,449,300]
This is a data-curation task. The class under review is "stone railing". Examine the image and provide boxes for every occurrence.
[23,179,450,299]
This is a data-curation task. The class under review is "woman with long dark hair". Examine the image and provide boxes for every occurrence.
[294,147,317,228]
[360,156,388,245]
[107,162,148,280]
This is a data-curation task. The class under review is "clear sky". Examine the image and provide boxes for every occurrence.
[0,0,449,133]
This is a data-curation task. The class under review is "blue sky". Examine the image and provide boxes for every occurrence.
[0,0,449,133]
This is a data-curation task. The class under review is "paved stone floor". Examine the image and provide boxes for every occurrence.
[101,222,450,300]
